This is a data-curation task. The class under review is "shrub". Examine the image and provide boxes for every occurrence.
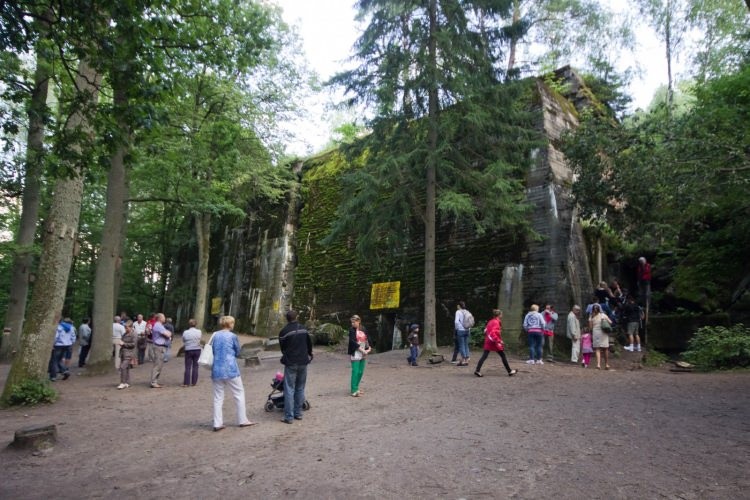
[682,324,750,370]
[6,378,57,406]
[642,349,669,367]
[469,321,487,348]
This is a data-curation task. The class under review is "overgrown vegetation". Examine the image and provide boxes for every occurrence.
[642,349,669,367]
[561,65,750,312]
[5,379,57,406]
[682,324,750,370]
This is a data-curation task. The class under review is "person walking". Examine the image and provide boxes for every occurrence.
[454,301,472,366]
[117,320,136,389]
[589,304,611,370]
[406,324,420,366]
[182,319,203,387]
[348,315,371,397]
[474,309,517,377]
[112,316,125,370]
[49,317,76,381]
[523,304,545,365]
[209,315,256,432]
[567,305,582,363]
[78,317,92,367]
[278,310,313,424]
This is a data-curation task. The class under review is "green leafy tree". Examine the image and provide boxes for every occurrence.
[329,0,539,352]
[562,66,750,310]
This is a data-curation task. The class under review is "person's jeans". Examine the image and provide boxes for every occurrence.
[137,347,145,365]
[49,346,68,379]
[456,329,470,359]
[283,364,308,420]
[350,359,366,394]
[78,343,91,367]
[184,349,201,385]
[408,345,419,365]
[528,332,543,361]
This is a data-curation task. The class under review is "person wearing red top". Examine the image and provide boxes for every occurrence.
[637,256,652,304]
[474,310,517,378]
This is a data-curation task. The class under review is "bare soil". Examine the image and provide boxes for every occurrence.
[1,337,749,499]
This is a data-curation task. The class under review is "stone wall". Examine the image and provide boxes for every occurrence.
[205,68,595,348]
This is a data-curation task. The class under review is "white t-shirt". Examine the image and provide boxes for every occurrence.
[133,320,147,337]
[112,322,126,341]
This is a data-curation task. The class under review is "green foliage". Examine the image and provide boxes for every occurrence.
[469,321,487,349]
[561,66,750,311]
[5,378,57,406]
[682,324,750,370]
[642,349,669,367]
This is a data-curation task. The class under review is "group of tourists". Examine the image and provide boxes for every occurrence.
[49,256,652,430]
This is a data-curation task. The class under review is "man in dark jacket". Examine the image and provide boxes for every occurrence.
[278,310,313,424]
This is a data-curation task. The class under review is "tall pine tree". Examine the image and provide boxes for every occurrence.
[329,0,537,352]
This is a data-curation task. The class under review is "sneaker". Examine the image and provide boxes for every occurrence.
[123,383,130,389]
[624,345,634,352]
[450,361,458,365]
[526,359,535,365]
[117,383,126,390]
[636,345,642,352]
[62,372,70,380]
[536,360,544,365]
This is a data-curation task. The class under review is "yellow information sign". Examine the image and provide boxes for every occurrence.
[370,281,400,310]
[211,297,222,315]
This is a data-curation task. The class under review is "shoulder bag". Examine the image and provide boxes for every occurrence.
[198,332,217,369]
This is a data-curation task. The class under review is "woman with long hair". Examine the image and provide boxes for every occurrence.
[348,315,371,397]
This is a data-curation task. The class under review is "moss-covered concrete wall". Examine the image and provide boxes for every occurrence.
[292,147,528,348]
[205,68,595,350]
[290,71,594,352]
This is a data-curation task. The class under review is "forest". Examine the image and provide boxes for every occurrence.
[0,0,748,399]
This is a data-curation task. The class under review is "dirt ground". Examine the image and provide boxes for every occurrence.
[1,336,749,500]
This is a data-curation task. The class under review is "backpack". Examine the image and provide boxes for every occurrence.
[462,310,475,329]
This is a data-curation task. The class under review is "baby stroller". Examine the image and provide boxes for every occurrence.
[264,373,311,412]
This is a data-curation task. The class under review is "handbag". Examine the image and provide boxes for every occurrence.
[600,316,613,332]
[198,333,216,369]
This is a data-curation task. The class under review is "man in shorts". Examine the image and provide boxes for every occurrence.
[622,295,644,352]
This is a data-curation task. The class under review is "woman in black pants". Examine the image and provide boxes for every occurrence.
[475,309,517,377]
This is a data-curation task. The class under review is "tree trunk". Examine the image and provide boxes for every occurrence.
[665,0,674,116]
[506,0,520,76]
[194,212,211,329]
[1,60,100,402]
[89,78,129,371]
[423,0,438,354]
[0,14,53,361]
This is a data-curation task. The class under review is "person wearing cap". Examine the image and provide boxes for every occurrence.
[567,305,582,363]
[348,315,371,397]
[406,324,420,366]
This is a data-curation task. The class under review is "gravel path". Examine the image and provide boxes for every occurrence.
[1,339,749,499]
